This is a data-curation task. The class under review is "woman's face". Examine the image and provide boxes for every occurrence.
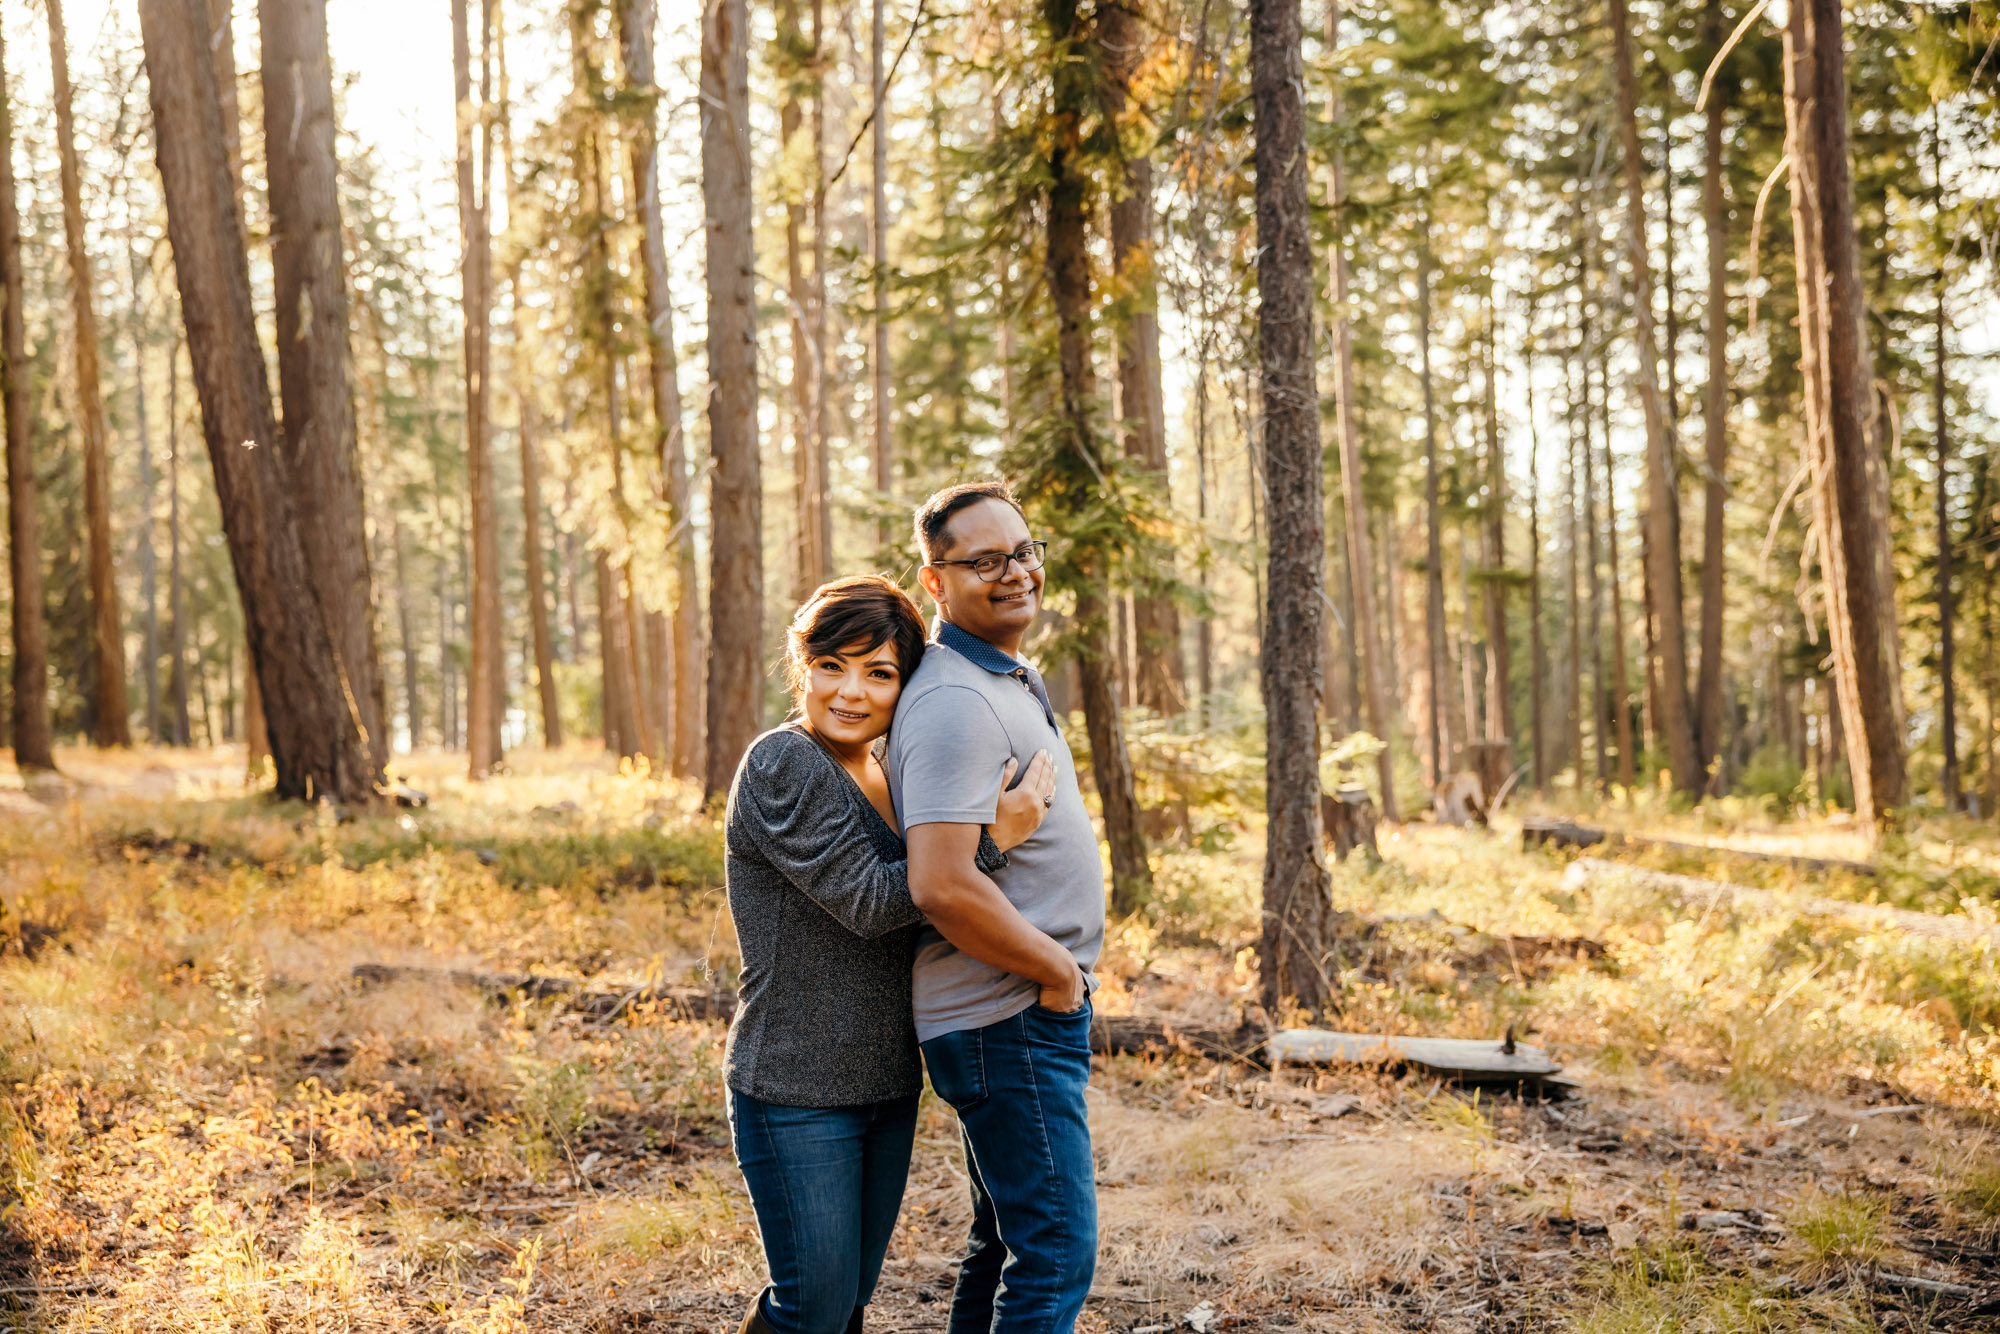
[800,637,903,750]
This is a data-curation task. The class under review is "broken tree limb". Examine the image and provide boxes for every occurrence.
[1563,859,2000,950]
[1862,1270,1984,1303]
[349,963,1572,1090]
[1523,818,1875,876]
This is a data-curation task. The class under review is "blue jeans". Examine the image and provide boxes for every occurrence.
[920,1001,1097,1334]
[727,1088,920,1334]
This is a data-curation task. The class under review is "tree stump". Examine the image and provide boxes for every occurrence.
[1433,772,1487,826]
[1321,785,1379,861]
[1458,740,1513,809]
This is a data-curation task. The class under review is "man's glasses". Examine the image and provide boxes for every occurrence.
[929,540,1048,583]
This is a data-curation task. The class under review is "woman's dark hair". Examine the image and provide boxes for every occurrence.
[785,575,928,700]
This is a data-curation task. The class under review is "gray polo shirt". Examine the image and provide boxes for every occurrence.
[885,624,1106,1042]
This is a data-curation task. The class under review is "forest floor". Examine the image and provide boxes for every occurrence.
[3,746,2000,1332]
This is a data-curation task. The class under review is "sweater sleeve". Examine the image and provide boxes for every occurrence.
[733,732,926,940]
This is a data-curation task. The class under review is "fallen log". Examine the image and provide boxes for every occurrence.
[1523,818,1875,877]
[1265,1030,1562,1083]
[1563,859,2000,950]
[348,963,735,1021]
[350,964,1571,1089]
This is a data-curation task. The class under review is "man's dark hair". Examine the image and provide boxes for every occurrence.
[913,481,1025,564]
[784,575,928,699]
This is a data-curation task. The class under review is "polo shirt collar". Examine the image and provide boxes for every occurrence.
[937,619,1026,674]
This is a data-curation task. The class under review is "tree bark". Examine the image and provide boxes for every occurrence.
[702,0,762,798]
[1102,0,1184,718]
[131,253,161,742]
[49,0,131,747]
[1599,359,1636,792]
[1609,0,1698,795]
[1526,318,1545,795]
[1324,1,1395,819]
[1564,343,1582,789]
[519,389,559,747]
[617,0,702,777]
[1480,292,1511,749]
[1695,0,1730,794]
[0,26,52,772]
[1784,0,1905,823]
[807,0,832,589]
[1418,217,1444,788]
[1251,0,1335,1015]
[453,0,503,777]
[261,0,390,770]
[206,0,266,775]
[1581,312,1607,790]
[1038,0,1151,912]
[166,334,191,746]
[870,0,891,544]
[1933,112,1956,812]
[494,6,558,750]
[139,0,379,803]
[776,0,827,600]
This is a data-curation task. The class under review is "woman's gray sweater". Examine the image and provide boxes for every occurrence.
[722,724,1004,1107]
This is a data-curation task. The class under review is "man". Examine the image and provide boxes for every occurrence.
[885,481,1102,1334]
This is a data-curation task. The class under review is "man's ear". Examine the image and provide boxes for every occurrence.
[917,563,945,607]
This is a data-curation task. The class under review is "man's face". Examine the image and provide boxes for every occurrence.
[923,499,1043,644]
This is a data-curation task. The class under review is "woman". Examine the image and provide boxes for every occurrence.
[723,575,1057,1334]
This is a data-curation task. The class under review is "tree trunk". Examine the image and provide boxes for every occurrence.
[595,553,632,754]
[1251,0,1335,1016]
[519,391,559,747]
[1418,218,1444,788]
[1527,318,1545,795]
[0,26,52,772]
[1695,0,1730,794]
[1324,0,1396,820]
[1581,322,1607,791]
[776,0,827,601]
[702,0,762,797]
[1600,368,1636,792]
[497,2,559,749]
[167,334,191,746]
[1039,0,1151,912]
[139,0,379,803]
[261,0,390,770]
[870,0,891,545]
[1481,292,1511,748]
[1564,346,1582,789]
[205,0,265,774]
[1610,0,1698,795]
[131,255,161,742]
[388,503,419,747]
[1934,113,1956,812]
[49,0,131,748]
[1783,0,1905,824]
[453,0,503,777]
[1101,0,1184,719]
[1078,593,1151,914]
[1195,336,1213,725]
[807,0,832,589]
[616,0,701,777]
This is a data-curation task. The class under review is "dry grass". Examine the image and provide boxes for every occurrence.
[3,745,1999,1332]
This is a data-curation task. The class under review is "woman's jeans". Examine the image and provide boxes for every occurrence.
[727,1087,919,1334]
